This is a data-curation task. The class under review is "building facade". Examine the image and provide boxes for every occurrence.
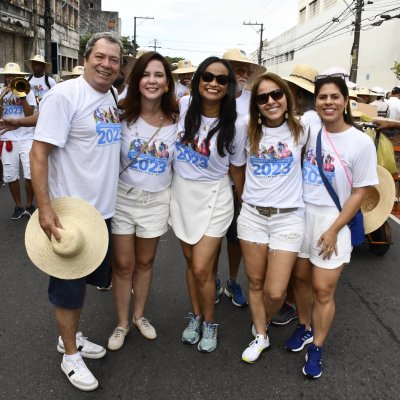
[261,0,400,90]
[80,0,120,36]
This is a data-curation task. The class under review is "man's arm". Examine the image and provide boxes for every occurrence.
[0,113,39,134]
[373,119,400,130]
[30,140,62,240]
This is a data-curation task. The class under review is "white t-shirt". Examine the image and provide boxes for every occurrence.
[175,81,190,100]
[302,110,321,128]
[236,90,251,117]
[178,94,190,114]
[303,125,378,207]
[386,97,400,120]
[173,116,247,182]
[34,76,122,218]
[242,121,308,208]
[117,84,128,102]
[1,90,36,142]
[28,75,56,104]
[119,117,177,192]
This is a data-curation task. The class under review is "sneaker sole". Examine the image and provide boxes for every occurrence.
[223,288,248,307]
[271,315,298,326]
[57,344,106,359]
[285,336,313,352]
[132,322,157,340]
[242,344,271,364]
[181,336,200,345]
[302,366,322,379]
[61,363,99,391]
[197,343,217,353]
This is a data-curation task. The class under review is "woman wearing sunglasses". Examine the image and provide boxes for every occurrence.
[238,72,308,363]
[170,56,246,353]
[107,52,178,351]
[289,74,377,378]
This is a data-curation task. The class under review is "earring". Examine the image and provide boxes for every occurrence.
[257,113,262,125]
[285,111,289,119]
[164,86,169,93]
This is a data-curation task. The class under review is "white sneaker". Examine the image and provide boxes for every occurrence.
[57,332,106,359]
[132,316,157,340]
[251,322,270,337]
[108,326,129,351]
[242,334,271,363]
[61,355,98,391]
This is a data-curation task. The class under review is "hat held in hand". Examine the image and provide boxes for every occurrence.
[25,197,109,279]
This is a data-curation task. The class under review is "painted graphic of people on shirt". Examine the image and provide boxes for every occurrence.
[94,106,122,147]
[303,147,335,185]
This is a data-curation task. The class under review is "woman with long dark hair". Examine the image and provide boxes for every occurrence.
[170,56,246,353]
[288,74,377,378]
[238,72,308,363]
[107,52,178,351]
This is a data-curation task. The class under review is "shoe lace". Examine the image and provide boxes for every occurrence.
[70,358,89,377]
[140,318,151,328]
[112,327,126,338]
[185,313,200,332]
[202,323,218,340]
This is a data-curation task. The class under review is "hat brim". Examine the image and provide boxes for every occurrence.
[173,67,196,74]
[284,76,315,94]
[0,71,29,76]
[25,60,53,74]
[362,166,395,234]
[25,197,109,279]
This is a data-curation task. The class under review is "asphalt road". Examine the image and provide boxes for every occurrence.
[0,184,400,400]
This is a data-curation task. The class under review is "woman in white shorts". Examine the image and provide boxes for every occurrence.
[287,73,378,379]
[238,72,308,363]
[170,56,246,353]
[107,52,178,350]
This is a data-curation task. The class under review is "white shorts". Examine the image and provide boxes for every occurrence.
[237,203,305,252]
[298,203,352,269]
[111,180,170,238]
[1,140,32,182]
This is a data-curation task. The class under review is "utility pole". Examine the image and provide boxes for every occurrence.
[133,16,154,57]
[153,39,158,51]
[349,0,363,83]
[243,21,264,65]
[44,0,54,63]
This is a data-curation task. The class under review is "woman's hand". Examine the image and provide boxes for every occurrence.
[317,227,339,260]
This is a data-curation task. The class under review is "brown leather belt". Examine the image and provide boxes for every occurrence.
[248,204,298,217]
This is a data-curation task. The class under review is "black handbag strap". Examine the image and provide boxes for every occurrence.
[316,127,342,212]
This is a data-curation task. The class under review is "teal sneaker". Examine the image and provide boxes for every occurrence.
[181,313,202,345]
[198,322,218,353]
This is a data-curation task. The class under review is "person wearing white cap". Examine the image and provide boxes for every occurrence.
[25,54,56,104]
[173,59,196,100]
[29,32,123,391]
[0,62,36,219]
[386,86,400,120]
[370,86,389,118]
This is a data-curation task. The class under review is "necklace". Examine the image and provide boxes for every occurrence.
[201,116,218,132]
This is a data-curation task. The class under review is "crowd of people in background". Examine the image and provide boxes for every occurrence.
[0,31,398,391]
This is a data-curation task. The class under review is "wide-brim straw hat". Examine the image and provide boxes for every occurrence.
[25,197,109,279]
[172,59,196,74]
[0,62,29,76]
[357,87,371,98]
[284,64,319,94]
[361,165,395,234]
[62,65,84,80]
[25,55,52,73]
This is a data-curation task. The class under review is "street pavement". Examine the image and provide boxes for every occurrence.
[0,185,400,400]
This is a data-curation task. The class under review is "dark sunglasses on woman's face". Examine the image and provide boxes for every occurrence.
[255,88,284,105]
[201,71,229,86]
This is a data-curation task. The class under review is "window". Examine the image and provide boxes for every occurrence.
[324,0,337,10]
[309,0,320,18]
[89,2,94,9]
[299,7,306,24]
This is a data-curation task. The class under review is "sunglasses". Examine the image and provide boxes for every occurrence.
[234,67,251,76]
[201,71,229,86]
[255,89,284,105]
[315,73,346,81]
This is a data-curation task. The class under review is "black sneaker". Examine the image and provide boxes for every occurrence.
[11,207,25,220]
[24,204,36,217]
[271,302,298,326]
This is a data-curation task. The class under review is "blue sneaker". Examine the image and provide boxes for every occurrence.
[11,207,25,220]
[303,344,323,379]
[224,279,248,307]
[198,322,218,353]
[215,278,223,304]
[182,313,202,345]
[285,324,313,352]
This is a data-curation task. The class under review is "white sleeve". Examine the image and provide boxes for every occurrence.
[230,117,247,166]
[352,134,379,187]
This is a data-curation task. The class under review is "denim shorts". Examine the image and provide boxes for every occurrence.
[48,218,112,309]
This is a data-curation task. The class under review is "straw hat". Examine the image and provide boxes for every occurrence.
[62,65,84,80]
[25,55,52,73]
[357,87,371,98]
[25,197,109,279]
[0,62,29,76]
[361,166,395,234]
[172,59,196,74]
[222,48,266,77]
[284,64,319,94]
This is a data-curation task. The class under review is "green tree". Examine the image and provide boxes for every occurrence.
[79,34,92,57]
[79,34,139,57]
[391,61,400,80]
[165,56,184,66]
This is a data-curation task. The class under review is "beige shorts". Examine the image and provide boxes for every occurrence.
[298,203,352,269]
[111,181,170,238]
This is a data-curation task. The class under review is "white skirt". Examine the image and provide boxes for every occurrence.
[169,173,233,245]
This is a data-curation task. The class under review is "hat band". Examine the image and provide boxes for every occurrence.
[290,74,314,84]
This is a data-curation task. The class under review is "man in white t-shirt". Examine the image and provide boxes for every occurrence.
[173,59,196,101]
[30,32,123,392]
[25,54,56,104]
[0,62,36,219]
[386,86,400,120]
